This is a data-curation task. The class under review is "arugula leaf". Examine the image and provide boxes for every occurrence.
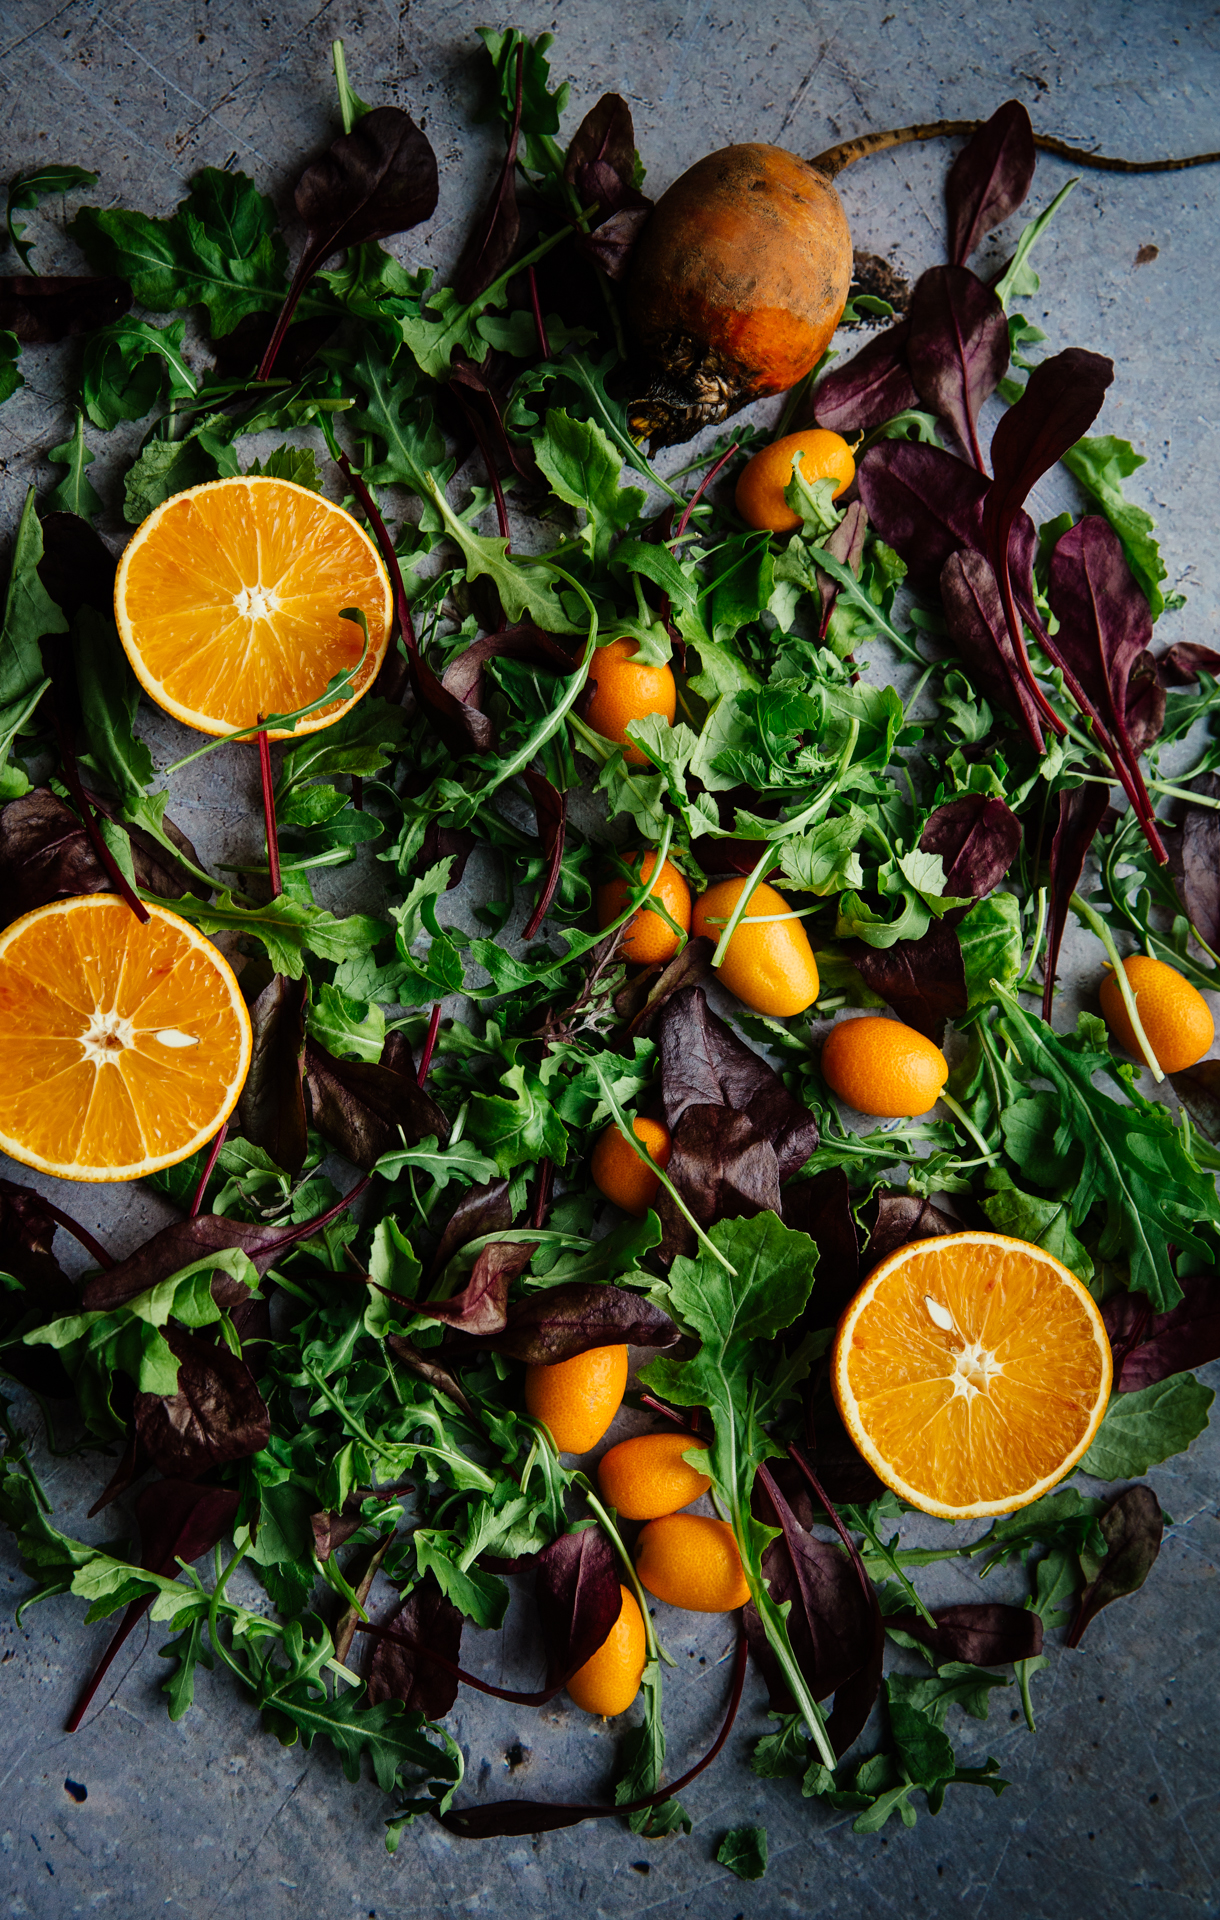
[1062,434,1170,619]
[247,444,322,489]
[82,315,196,430]
[717,1826,768,1880]
[6,163,98,268]
[71,168,287,336]
[980,1170,1093,1283]
[0,489,61,799]
[996,994,1220,1311]
[148,886,389,980]
[307,984,386,1063]
[1080,1373,1214,1481]
[475,28,570,177]
[47,411,102,520]
[532,408,646,564]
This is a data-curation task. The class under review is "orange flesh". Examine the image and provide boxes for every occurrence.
[834,1233,1112,1518]
[115,477,392,736]
[0,895,251,1181]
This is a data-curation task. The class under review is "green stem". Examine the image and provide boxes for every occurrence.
[587,1054,736,1275]
[1014,886,1048,990]
[581,1485,676,1668]
[1069,891,1163,1081]
[206,1545,249,1681]
[938,1090,998,1163]
[709,844,778,970]
[478,563,599,798]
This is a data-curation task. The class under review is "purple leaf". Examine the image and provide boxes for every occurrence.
[536,1526,623,1691]
[386,1337,476,1418]
[258,108,438,379]
[906,266,1010,471]
[858,440,989,597]
[0,1180,79,1398]
[1158,642,1220,686]
[303,1035,449,1171]
[658,987,819,1175]
[614,934,716,1036]
[654,985,819,1260]
[473,1280,679,1365]
[373,1240,536,1337]
[888,1602,1043,1665]
[311,1508,365,1560]
[940,548,1046,747]
[452,43,524,303]
[367,1581,465,1720]
[440,621,582,710]
[133,1326,270,1479]
[0,274,131,342]
[1171,771,1220,955]
[747,1468,877,1711]
[810,319,919,435]
[1041,782,1111,1020]
[66,1480,238,1732]
[429,1179,514,1279]
[846,920,967,1043]
[1066,1484,1163,1649]
[1103,1271,1220,1392]
[985,350,1114,555]
[1047,515,1154,772]
[0,790,203,926]
[945,101,1037,266]
[414,820,479,893]
[564,94,653,281]
[234,973,309,1177]
[521,767,566,940]
[918,793,1023,915]
[814,500,868,639]
[782,1451,885,1758]
[863,1191,959,1272]
[780,1167,859,1324]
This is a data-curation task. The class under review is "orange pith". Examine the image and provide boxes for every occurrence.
[114,476,393,737]
[832,1231,1113,1520]
[597,850,691,965]
[583,636,676,766]
[0,895,252,1182]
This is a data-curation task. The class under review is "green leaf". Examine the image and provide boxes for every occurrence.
[0,330,20,408]
[306,984,386,1063]
[996,996,1220,1312]
[6,163,97,268]
[475,27,570,176]
[247,444,322,490]
[71,168,287,336]
[82,315,196,430]
[0,488,62,797]
[122,412,241,524]
[73,604,158,802]
[783,812,866,895]
[887,1663,1010,1727]
[276,694,408,791]
[413,1529,509,1627]
[47,411,102,520]
[1062,434,1169,619]
[1081,1373,1214,1481]
[957,891,1023,1007]
[717,1826,769,1881]
[533,409,646,565]
[465,1063,569,1175]
[980,1171,1094,1284]
[887,1698,958,1787]
[147,886,388,981]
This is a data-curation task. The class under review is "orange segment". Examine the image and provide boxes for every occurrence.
[0,896,252,1182]
[114,476,393,737]
[832,1231,1112,1519]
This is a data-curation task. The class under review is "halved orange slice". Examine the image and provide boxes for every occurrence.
[114,475,393,737]
[0,895,252,1182]
[832,1231,1112,1519]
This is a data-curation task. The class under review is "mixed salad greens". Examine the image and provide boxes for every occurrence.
[1,27,1219,1868]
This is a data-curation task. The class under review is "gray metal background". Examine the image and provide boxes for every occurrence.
[1,2,1218,1915]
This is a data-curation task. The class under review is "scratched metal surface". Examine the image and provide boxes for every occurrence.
[1,2,1219,1916]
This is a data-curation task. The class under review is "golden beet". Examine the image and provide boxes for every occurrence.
[625,144,852,447]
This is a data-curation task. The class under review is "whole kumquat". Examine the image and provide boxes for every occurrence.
[820,1015,948,1118]
[598,1431,712,1520]
[524,1344,628,1454]
[596,851,691,965]
[583,635,676,765]
[735,427,856,535]
[590,1116,672,1218]
[1099,954,1214,1073]
[691,878,819,1016]
[566,1584,646,1717]
[635,1513,750,1612]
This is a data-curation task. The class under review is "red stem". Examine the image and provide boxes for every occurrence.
[65,1596,153,1732]
[351,774,364,812]
[37,1198,114,1270]
[256,728,282,898]
[993,535,1065,747]
[785,1444,874,1605]
[189,1122,228,1218]
[252,1173,371,1260]
[675,442,739,541]
[527,265,551,362]
[527,1157,553,1228]
[416,1004,442,1087]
